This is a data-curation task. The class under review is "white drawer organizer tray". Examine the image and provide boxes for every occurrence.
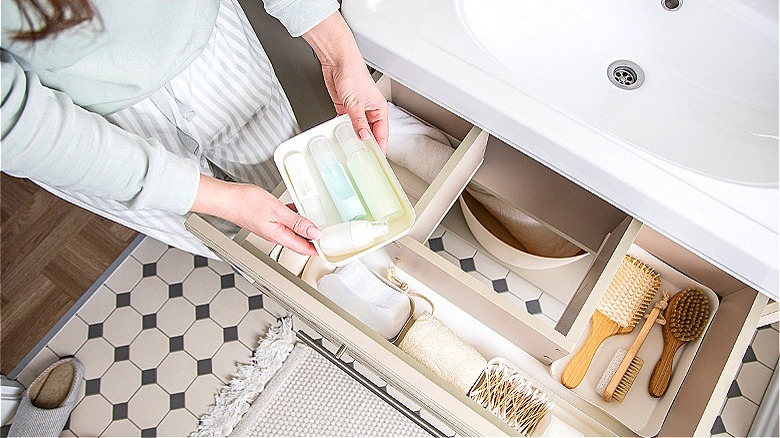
[550,245,719,436]
[185,74,768,437]
[273,114,415,266]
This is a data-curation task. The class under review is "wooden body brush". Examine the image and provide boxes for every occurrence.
[648,288,710,398]
[560,255,661,389]
[596,291,670,402]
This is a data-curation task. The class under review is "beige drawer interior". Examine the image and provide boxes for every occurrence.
[526,226,768,437]
[184,72,766,436]
[405,134,642,360]
[186,213,616,437]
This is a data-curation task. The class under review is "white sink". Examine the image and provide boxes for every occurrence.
[343,0,779,298]
[459,0,778,186]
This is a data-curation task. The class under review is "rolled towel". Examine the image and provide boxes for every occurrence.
[386,103,580,258]
[398,312,487,394]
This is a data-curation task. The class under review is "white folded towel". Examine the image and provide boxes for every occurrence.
[386,102,453,185]
[386,102,581,258]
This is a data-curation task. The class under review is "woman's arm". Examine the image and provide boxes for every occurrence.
[303,12,389,152]
[2,51,319,256]
[1,49,200,214]
[190,175,320,255]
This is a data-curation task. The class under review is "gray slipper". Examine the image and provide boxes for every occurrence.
[8,358,84,437]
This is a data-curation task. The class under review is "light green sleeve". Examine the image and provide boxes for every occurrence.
[263,0,340,37]
[1,51,200,215]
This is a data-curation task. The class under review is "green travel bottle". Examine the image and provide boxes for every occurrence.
[334,122,402,222]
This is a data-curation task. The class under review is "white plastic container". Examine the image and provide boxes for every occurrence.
[274,114,415,266]
[319,220,390,258]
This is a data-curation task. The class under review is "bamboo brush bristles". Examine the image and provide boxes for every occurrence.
[667,288,709,341]
[611,356,644,403]
[597,255,661,328]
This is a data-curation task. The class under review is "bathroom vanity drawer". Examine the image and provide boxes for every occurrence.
[184,71,766,436]
[408,134,767,435]
[185,213,610,436]
[185,211,765,437]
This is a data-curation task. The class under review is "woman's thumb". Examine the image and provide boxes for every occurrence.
[278,207,321,240]
[345,100,371,141]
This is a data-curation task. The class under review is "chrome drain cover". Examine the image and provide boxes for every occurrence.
[608,60,645,90]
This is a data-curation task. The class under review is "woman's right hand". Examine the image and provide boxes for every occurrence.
[191,175,320,255]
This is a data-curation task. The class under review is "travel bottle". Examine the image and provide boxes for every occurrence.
[334,122,403,221]
[318,220,390,257]
[283,153,328,228]
[308,136,367,222]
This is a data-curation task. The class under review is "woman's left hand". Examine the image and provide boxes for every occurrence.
[304,12,389,152]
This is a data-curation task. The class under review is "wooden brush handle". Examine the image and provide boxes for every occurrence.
[561,311,621,389]
[649,337,685,397]
[603,304,664,401]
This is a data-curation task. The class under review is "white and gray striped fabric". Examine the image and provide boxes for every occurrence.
[36,0,299,257]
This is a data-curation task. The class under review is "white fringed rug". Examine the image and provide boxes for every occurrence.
[192,317,429,437]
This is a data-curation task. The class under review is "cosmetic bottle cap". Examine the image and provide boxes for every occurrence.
[334,122,367,156]
[308,135,338,164]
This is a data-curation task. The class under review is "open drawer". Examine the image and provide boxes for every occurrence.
[388,138,767,435]
[185,213,613,437]
[184,72,767,436]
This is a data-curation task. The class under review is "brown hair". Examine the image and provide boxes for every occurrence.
[13,0,98,41]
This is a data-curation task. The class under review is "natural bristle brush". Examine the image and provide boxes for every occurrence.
[596,291,670,403]
[560,255,661,389]
[648,288,710,398]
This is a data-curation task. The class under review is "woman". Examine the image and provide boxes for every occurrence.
[1,0,389,257]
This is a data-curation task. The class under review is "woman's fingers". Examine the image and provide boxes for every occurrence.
[269,224,318,256]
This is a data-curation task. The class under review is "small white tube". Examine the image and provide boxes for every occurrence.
[319,221,390,257]
[284,152,328,227]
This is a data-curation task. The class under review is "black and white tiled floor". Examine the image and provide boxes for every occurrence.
[9,236,454,437]
[710,322,779,437]
[425,225,566,327]
[10,237,284,437]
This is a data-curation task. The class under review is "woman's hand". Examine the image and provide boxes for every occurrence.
[304,12,389,152]
[191,175,320,255]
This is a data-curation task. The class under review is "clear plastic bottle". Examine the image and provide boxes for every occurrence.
[308,136,367,222]
[318,220,389,257]
[283,153,328,228]
[334,122,403,222]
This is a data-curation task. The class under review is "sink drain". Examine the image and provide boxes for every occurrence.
[662,0,682,11]
[608,60,645,90]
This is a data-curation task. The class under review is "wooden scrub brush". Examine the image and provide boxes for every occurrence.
[596,291,670,402]
[648,288,710,398]
[560,255,661,389]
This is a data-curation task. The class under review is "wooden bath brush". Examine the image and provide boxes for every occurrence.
[596,291,670,403]
[648,288,710,398]
[560,255,661,389]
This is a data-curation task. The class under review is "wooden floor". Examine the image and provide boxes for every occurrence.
[1,174,137,375]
